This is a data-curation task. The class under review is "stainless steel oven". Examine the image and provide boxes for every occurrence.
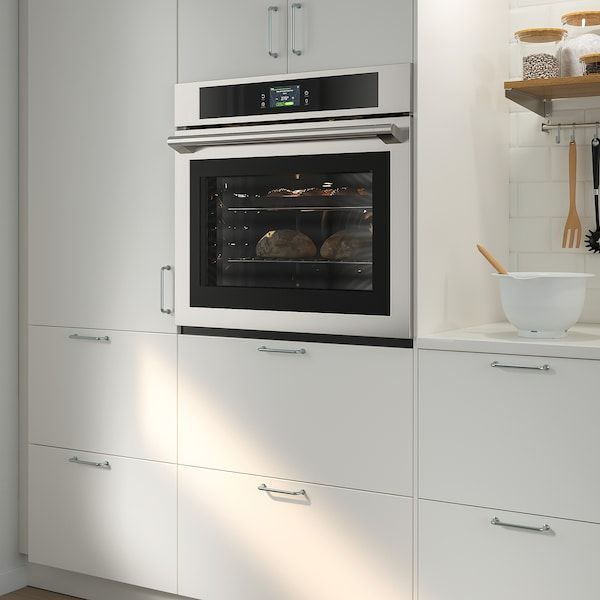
[169,64,412,341]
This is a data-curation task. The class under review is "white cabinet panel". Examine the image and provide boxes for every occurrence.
[179,335,413,495]
[287,0,413,73]
[27,0,176,333]
[29,445,177,594]
[179,465,412,600]
[29,326,177,463]
[419,350,600,523]
[419,500,600,600]
[178,0,287,82]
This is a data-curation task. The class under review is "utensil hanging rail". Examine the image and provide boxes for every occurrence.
[541,121,600,131]
[541,121,600,144]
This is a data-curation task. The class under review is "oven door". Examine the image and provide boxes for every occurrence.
[172,117,411,340]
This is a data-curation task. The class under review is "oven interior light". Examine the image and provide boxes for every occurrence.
[322,182,333,188]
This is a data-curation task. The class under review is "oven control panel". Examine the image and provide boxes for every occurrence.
[199,72,378,119]
[261,83,310,111]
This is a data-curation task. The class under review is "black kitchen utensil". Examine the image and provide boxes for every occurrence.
[585,137,600,253]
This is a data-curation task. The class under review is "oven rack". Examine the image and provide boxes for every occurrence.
[225,258,373,265]
[226,205,372,212]
[232,194,372,200]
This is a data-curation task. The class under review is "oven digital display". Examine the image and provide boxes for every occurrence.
[269,85,300,108]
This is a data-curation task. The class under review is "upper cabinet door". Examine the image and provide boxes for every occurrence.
[27,0,176,334]
[178,0,288,83]
[287,0,413,73]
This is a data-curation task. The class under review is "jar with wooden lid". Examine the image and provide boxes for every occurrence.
[580,52,600,75]
[515,28,566,80]
[561,11,600,76]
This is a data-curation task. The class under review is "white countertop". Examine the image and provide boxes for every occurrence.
[417,322,600,360]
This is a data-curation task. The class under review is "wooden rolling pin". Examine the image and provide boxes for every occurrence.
[477,244,508,275]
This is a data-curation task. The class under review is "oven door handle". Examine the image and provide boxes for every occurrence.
[168,123,409,153]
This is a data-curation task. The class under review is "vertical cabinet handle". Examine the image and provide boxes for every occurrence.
[267,6,279,58]
[160,265,173,315]
[291,3,302,56]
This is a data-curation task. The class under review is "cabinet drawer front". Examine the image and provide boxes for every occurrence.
[419,350,600,522]
[29,326,177,462]
[179,466,412,600]
[419,500,600,600]
[28,445,177,593]
[179,335,413,495]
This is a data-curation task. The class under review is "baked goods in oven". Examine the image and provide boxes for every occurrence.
[331,186,350,196]
[332,186,370,196]
[266,188,299,197]
[300,187,335,196]
[266,186,370,197]
[256,230,318,259]
[320,228,372,261]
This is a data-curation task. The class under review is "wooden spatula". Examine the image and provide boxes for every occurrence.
[477,244,508,274]
[563,139,582,248]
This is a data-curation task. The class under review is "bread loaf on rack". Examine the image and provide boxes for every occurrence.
[320,228,372,261]
[256,230,318,259]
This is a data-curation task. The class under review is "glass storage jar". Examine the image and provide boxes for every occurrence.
[561,11,600,77]
[515,28,566,80]
[580,52,600,75]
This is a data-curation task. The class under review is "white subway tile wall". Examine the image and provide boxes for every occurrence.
[509,0,600,321]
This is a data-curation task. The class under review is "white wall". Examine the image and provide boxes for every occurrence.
[509,0,600,322]
[417,0,510,335]
[0,0,27,594]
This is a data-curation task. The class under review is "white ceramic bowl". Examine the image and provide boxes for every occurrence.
[492,272,594,338]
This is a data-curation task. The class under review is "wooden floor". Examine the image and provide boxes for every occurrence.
[1,588,81,600]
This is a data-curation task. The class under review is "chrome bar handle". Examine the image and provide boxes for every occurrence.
[69,334,111,342]
[258,483,306,496]
[258,346,306,355]
[160,265,173,315]
[291,3,302,55]
[491,361,550,371]
[268,6,279,58]
[69,456,111,470]
[491,517,551,532]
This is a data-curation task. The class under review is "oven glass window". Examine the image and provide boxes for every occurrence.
[190,153,390,315]
[209,173,373,291]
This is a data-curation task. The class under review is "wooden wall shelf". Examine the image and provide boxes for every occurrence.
[504,75,600,117]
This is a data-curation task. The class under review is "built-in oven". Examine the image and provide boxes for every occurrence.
[169,64,412,342]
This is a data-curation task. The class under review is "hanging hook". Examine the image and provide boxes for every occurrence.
[556,125,561,145]
[595,122,599,140]
[572,123,576,143]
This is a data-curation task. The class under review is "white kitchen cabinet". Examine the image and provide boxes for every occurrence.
[178,465,413,600]
[177,0,413,84]
[287,0,413,73]
[29,445,177,594]
[419,349,600,523]
[419,500,600,600]
[178,335,413,495]
[27,0,176,333]
[178,0,288,82]
[28,326,177,463]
